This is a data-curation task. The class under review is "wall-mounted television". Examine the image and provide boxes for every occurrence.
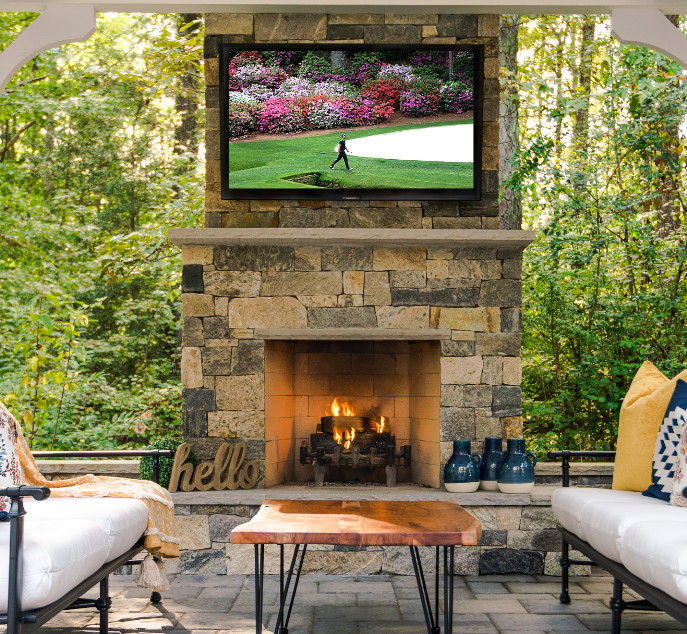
[219,44,483,201]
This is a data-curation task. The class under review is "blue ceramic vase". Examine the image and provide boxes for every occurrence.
[444,440,482,492]
[479,437,503,491]
[497,438,537,493]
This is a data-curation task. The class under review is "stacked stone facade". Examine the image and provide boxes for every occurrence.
[180,240,524,488]
[168,498,590,578]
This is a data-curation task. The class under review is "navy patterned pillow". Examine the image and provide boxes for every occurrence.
[643,379,687,501]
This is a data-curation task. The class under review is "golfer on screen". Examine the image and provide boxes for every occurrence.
[330,133,353,170]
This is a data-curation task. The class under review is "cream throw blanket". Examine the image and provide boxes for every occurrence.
[0,401,179,591]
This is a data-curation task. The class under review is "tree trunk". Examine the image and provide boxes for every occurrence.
[657,15,681,236]
[499,14,522,230]
[573,16,595,150]
[175,13,201,157]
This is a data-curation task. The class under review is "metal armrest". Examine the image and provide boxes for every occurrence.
[547,450,617,487]
[0,486,50,501]
[32,450,174,485]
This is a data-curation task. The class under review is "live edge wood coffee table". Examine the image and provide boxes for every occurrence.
[230,500,482,634]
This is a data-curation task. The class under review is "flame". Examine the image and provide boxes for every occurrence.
[332,426,356,449]
[376,416,386,434]
[344,427,355,450]
[327,397,355,417]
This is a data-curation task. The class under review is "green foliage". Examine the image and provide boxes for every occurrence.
[139,437,198,489]
[298,51,334,76]
[514,16,687,458]
[0,13,204,449]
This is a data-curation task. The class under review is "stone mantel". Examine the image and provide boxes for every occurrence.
[168,228,536,249]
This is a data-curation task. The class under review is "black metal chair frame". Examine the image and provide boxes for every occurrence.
[0,449,173,634]
[548,449,687,633]
[253,543,457,634]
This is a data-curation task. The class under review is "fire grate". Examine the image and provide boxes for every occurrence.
[299,399,411,487]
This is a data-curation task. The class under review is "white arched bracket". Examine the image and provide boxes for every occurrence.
[0,6,96,95]
[612,9,687,68]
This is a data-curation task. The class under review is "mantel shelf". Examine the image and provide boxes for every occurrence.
[167,228,536,249]
[255,328,451,340]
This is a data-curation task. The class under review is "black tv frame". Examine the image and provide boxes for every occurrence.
[219,43,484,202]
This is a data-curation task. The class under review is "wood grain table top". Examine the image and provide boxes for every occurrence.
[230,500,482,546]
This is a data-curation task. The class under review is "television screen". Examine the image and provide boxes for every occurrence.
[219,44,483,201]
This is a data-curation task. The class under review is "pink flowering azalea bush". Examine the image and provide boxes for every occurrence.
[307,99,351,129]
[399,89,441,117]
[258,98,306,134]
[440,82,474,113]
[227,103,259,138]
[225,49,474,136]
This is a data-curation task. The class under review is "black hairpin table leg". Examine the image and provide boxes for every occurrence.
[443,546,455,634]
[254,545,264,634]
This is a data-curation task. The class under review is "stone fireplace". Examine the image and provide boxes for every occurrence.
[168,10,535,492]
[171,230,533,489]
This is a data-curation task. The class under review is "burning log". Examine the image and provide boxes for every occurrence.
[299,397,411,487]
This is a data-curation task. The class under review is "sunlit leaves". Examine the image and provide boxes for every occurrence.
[517,15,687,457]
[0,13,204,449]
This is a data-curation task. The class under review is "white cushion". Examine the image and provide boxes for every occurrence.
[619,520,687,603]
[551,488,669,561]
[551,487,654,541]
[24,497,148,561]
[0,519,109,611]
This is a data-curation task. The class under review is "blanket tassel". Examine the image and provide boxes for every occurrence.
[137,553,169,593]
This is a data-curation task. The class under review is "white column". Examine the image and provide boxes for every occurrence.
[0,6,96,95]
[612,9,687,68]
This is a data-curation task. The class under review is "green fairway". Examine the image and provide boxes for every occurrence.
[228,119,473,189]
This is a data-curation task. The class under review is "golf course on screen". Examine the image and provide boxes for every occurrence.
[225,48,476,190]
[228,119,474,190]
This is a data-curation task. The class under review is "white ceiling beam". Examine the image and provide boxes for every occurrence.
[1,0,687,12]
[612,9,687,67]
[0,6,96,96]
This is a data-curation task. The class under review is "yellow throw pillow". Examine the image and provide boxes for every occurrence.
[613,361,687,491]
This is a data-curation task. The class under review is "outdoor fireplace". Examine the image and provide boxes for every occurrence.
[174,229,532,491]
[299,397,412,486]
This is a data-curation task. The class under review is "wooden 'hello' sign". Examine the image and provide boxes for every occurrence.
[169,442,259,492]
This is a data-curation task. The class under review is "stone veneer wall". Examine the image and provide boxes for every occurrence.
[203,12,500,230]
[167,499,591,577]
[181,243,524,487]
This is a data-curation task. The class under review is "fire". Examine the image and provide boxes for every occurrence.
[332,425,356,450]
[344,427,355,450]
[327,397,355,417]
[376,416,386,434]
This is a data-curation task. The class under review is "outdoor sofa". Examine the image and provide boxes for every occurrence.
[0,449,172,634]
[549,449,687,634]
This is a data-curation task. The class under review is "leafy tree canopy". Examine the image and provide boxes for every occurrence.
[0,12,203,449]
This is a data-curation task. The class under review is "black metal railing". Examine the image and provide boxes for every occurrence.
[33,450,174,486]
[547,450,617,487]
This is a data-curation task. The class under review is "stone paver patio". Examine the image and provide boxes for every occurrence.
[32,570,687,634]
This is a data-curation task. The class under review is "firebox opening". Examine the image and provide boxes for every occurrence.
[264,339,441,488]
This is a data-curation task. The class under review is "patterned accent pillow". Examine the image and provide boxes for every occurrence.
[643,379,687,501]
[0,402,23,517]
